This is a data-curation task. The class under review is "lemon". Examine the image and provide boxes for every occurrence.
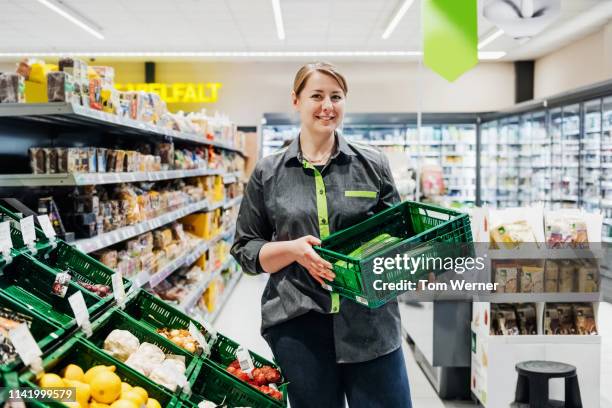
[39,373,65,388]
[90,403,111,408]
[146,398,162,408]
[64,379,91,407]
[110,400,138,408]
[90,370,121,404]
[120,382,132,393]
[131,386,148,403]
[120,390,145,406]
[84,365,116,384]
[62,364,85,382]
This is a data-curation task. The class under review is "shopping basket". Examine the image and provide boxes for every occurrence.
[0,291,65,372]
[80,308,203,391]
[0,252,105,327]
[315,201,473,308]
[19,337,181,407]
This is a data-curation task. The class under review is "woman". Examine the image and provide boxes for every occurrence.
[231,62,412,408]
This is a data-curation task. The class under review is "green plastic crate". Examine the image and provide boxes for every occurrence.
[37,240,132,305]
[315,201,473,308]
[0,292,65,373]
[122,289,214,356]
[0,204,51,253]
[19,337,180,408]
[80,308,202,392]
[183,358,287,408]
[181,334,287,408]
[0,253,105,328]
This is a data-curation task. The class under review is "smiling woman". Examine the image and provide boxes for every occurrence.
[231,62,413,408]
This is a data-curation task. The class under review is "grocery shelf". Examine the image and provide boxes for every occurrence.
[75,196,243,253]
[0,168,226,187]
[0,102,246,155]
[207,271,242,323]
[179,257,233,313]
[222,171,242,184]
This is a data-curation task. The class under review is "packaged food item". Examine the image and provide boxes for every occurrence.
[46,71,75,103]
[29,147,46,174]
[91,66,115,89]
[67,148,81,173]
[573,303,597,335]
[577,260,599,292]
[96,249,118,269]
[153,228,173,250]
[0,72,25,103]
[118,91,137,119]
[89,77,102,110]
[156,143,175,169]
[58,57,88,105]
[494,263,518,293]
[520,265,544,293]
[106,149,117,172]
[490,221,537,249]
[544,260,559,292]
[491,304,519,335]
[44,147,58,174]
[100,88,118,114]
[96,148,107,173]
[556,303,576,334]
[57,147,68,173]
[515,303,537,335]
[558,260,575,292]
[545,214,589,247]
[115,150,126,172]
[544,304,560,335]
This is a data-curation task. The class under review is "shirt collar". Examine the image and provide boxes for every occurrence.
[284,131,356,165]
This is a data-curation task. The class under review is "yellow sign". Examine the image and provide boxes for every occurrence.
[115,82,222,103]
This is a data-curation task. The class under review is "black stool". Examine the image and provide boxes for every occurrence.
[513,361,582,408]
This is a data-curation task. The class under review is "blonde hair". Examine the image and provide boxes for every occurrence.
[293,62,348,96]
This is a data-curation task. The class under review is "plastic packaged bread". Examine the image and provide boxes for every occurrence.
[46,71,76,103]
[0,73,25,103]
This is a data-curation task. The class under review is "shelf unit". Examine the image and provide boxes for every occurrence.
[0,102,247,329]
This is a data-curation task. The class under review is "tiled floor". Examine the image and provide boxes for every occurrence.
[213,274,612,408]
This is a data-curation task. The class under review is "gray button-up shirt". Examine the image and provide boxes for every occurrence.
[230,133,401,363]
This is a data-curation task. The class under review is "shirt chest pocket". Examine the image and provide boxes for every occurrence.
[337,182,380,227]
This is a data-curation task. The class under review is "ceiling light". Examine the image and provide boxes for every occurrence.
[0,50,505,59]
[382,0,416,39]
[271,0,285,40]
[36,0,104,40]
[478,28,505,49]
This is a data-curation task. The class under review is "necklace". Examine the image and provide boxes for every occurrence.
[302,151,332,164]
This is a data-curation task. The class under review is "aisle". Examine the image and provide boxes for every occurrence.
[212,274,476,408]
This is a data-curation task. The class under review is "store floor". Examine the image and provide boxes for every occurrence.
[213,274,612,408]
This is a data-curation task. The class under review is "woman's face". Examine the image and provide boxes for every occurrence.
[293,71,345,135]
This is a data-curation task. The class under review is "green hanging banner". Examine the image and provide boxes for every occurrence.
[423,0,478,82]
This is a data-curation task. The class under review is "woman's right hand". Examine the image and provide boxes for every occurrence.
[291,235,335,285]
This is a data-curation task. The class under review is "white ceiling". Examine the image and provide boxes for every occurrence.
[0,0,610,61]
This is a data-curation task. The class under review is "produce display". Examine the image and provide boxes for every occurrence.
[226,360,283,401]
[103,329,187,392]
[37,363,162,408]
[0,307,32,364]
[156,328,199,354]
[77,281,112,298]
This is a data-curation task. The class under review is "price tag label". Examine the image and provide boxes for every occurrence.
[235,346,255,376]
[8,323,42,367]
[68,291,90,330]
[20,216,36,247]
[198,317,218,341]
[0,221,13,255]
[189,322,211,355]
[37,215,56,240]
[111,272,126,307]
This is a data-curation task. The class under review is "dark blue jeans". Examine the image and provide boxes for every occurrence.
[263,311,412,408]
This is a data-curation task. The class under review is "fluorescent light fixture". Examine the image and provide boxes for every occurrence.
[382,0,416,39]
[37,0,104,40]
[0,50,505,59]
[271,0,285,40]
[478,28,504,49]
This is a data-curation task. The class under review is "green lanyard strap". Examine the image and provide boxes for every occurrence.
[303,161,340,314]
